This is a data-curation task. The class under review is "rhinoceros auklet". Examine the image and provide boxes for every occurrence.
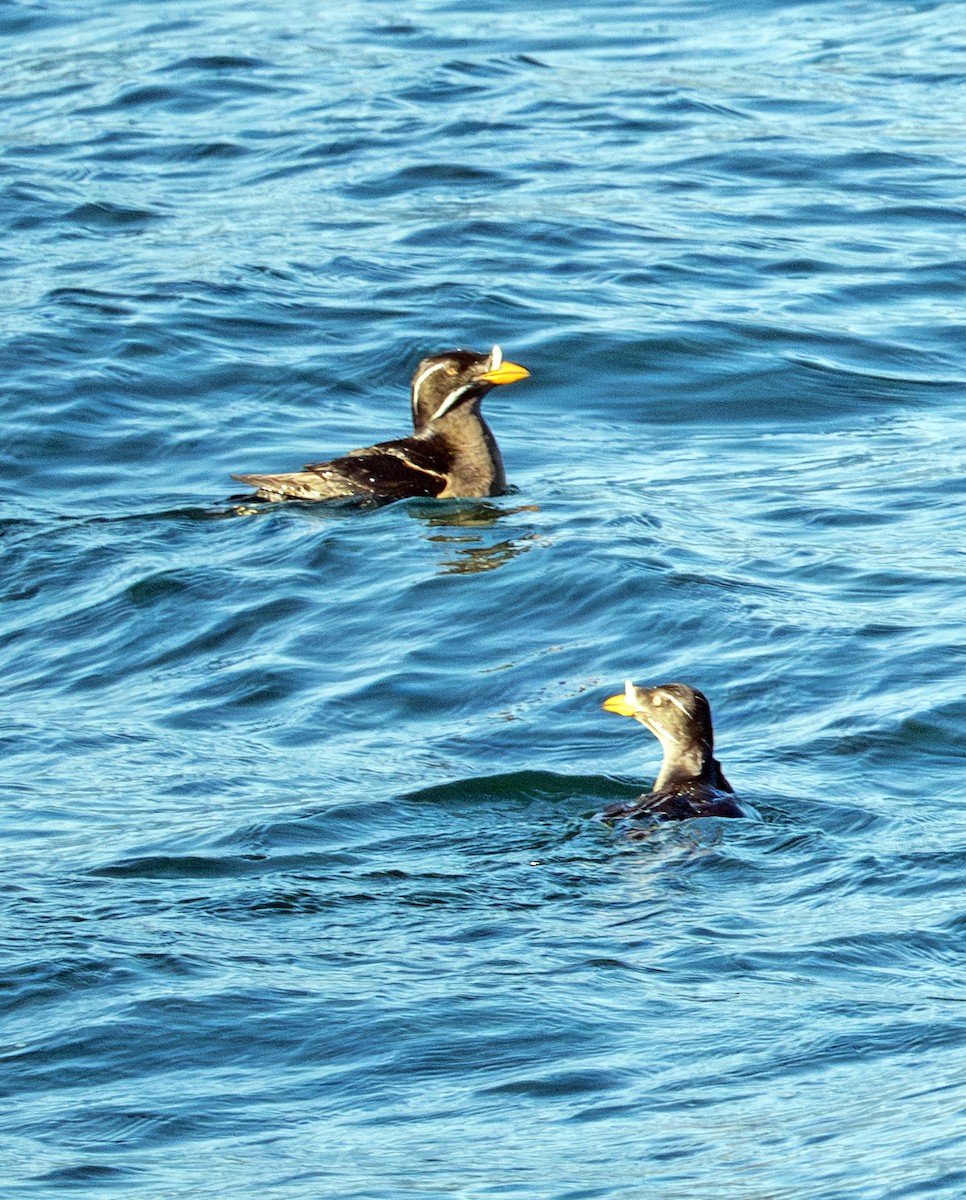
[600,680,751,821]
[231,345,529,503]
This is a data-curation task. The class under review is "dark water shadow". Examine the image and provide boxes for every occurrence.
[404,499,544,574]
[219,492,546,574]
[399,768,637,813]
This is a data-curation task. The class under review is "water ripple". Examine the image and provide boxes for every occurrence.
[3,0,966,1197]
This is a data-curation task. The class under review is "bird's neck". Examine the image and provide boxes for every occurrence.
[433,408,505,497]
[653,739,715,791]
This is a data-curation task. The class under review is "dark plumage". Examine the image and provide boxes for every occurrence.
[231,345,529,503]
[600,681,751,822]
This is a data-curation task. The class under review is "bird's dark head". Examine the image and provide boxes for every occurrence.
[410,345,529,430]
[602,681,715,783]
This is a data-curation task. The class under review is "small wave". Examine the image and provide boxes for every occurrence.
[166,55,268,73]
[65,201,165,231]
[400,769,636,812]
[88,849,363,881]
[787,354,963,390]
[342,162,517,200]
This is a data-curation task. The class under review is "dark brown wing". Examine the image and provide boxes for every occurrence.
[712,758,735,794]
[230,469,362,501]
[599,783,747,823]
[233,435,450,502]
[313,438,449,500]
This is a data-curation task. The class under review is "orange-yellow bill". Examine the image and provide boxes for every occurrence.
[479,360,530,385]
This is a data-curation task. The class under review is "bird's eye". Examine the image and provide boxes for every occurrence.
[652,695,662,706]
[445,366,458,376]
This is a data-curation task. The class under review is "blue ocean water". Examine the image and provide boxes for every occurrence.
[3,0,966,1195]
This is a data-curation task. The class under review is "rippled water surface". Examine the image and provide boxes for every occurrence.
[3,1,966,1196]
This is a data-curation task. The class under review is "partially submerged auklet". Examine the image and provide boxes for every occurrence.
[600,680,751,821]
[232,345,529,503]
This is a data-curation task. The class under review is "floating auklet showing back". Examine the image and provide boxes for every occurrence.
[231,345,529,503]
[600,680,751,821]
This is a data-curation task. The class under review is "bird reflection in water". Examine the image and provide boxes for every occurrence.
[410,501,544,575]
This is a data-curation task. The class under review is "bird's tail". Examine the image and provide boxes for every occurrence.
[230,471,356,501]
